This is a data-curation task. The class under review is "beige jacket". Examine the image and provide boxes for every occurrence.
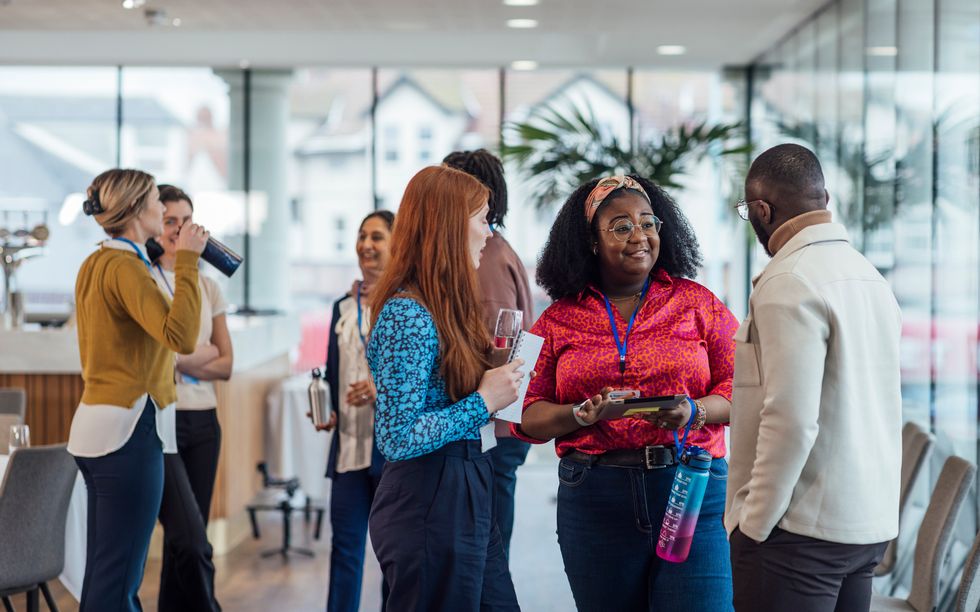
[725,222,902,544]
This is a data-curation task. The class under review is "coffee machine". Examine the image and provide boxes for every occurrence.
[0,211,49,330]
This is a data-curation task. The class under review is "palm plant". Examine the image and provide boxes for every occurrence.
[501,99,750,210]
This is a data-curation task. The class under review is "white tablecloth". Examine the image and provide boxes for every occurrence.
[265,375,332,500]
[0,453,86,601]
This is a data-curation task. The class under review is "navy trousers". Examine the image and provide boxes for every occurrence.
[368,441,520,612]
[488,437,530,557]
[75,399,164,612]
[327,446,387,612]
[158,409,222,612]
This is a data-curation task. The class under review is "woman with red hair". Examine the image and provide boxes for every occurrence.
[367,165,523,611]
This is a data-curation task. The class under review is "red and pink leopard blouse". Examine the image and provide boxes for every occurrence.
[513,269,738,458]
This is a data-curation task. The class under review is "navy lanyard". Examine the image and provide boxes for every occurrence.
[601,276,651,373]
[154,263,174,297]
[114,237,152,269]
[355,282,368,349]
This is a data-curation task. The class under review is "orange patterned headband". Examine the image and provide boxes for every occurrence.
[584,176,650,224]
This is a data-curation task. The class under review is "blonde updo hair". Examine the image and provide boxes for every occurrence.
[83,169,156,237]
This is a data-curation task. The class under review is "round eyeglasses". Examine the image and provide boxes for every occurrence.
[600,216,663,242]
[734,198,770,220]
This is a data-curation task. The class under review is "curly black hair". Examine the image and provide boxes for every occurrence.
[442,149,508,227]
[536,176,702,301]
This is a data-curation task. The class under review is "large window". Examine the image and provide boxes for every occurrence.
[286,68,374,370]
[374,69,501,213]
[749,0,980,598]
[0,67,118,312]
[120,68,234,302]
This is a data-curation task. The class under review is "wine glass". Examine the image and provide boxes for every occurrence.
[8,424,30,453]
[494,309,523,350]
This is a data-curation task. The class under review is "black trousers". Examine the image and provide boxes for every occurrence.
[369,441,519,612]
[158,409,222,612]
[730,526,887,612]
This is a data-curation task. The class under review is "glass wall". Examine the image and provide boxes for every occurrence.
[0,66,119,318]
[749,0,980,600]
[1,64,745,373]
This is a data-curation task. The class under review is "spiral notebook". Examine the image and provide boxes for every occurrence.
[493,330,544,424]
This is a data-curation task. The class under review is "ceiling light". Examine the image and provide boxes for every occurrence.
[504,0,539,5]
[507,18,538,29]
[656,45,687,56]
[511,60,538,71]
[171,17,181,27]
[866,46,898,56]
[121,0,145,9]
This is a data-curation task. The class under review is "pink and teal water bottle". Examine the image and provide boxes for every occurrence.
[656,446,712,563]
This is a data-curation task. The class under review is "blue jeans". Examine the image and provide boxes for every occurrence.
[327,451,386,612]
[75,399,164,612]
[556,457,733,612]
[488,437,530,557]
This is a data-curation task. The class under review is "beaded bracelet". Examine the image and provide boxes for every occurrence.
[692,399,708,430]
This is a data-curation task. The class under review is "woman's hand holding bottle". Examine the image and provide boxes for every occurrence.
[176,223,209,254]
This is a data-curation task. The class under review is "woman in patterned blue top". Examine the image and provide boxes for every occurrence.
[367,165,525,611]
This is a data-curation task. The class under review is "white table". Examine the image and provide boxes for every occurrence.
[0,453,86,601]
[265,375,332,500]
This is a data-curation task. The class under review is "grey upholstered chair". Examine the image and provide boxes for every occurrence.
[954,530,980,612]
[876,421,936,578]
[871,455,977,612]
[0,444,77,612]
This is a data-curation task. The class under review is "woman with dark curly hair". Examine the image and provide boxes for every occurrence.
[513,175,738,612]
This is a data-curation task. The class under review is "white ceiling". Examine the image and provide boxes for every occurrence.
[0,0,826,68]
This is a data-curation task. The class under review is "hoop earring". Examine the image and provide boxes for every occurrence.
[592,245,598,256]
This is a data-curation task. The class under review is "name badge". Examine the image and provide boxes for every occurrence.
[480,421,498,453]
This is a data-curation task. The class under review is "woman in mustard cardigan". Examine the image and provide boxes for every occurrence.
[67,169,208,612]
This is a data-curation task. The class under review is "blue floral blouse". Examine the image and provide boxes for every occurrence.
[367,297,489,461]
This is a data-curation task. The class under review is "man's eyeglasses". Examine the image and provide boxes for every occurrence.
[734,199,770,221]
[600,216,663,242]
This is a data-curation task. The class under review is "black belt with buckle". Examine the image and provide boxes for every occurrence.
[566,445,678,470]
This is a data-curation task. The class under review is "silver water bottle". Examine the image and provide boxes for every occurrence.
[308,368,331,428]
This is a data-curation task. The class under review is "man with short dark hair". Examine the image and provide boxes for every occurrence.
[726,144,902,611]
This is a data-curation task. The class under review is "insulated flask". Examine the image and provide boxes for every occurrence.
[146,236,243,278]
[656,446,712,563]
[308,368,331,428]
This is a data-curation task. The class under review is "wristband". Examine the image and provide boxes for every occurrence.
[571,402,590,427]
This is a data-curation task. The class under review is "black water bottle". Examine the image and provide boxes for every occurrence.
[146,236,243,278]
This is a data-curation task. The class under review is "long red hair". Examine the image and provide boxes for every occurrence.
[370,165,492,401]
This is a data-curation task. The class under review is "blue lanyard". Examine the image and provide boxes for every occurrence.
[673,397,698,456]
[601,276,651,373]
[154,263,174,297]
[355,283,368,349]
[114,237,152,269]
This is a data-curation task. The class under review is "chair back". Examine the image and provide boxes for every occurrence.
[955,531,980,612]
[908,455,976,612]
[877,421,935,576]
[0,444,77,590]
[0,389,25,419]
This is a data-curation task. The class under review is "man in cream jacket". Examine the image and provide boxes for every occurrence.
[726,144,902,612]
